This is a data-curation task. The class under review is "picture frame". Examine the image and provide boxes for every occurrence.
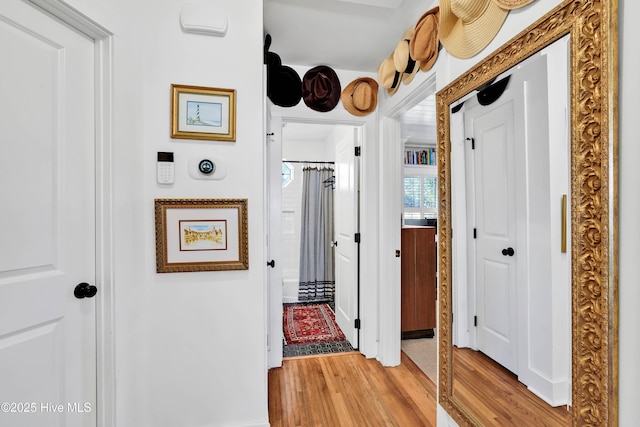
[171,84,236,141]
[155,198,248,273]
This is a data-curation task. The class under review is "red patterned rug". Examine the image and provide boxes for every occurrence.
[283,303,346,345]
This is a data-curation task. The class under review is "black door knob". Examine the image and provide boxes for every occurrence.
[267,260,275,268]
[74,282,97,299]
[501,247,515,256]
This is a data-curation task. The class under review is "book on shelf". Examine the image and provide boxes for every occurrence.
[404,148,436,166]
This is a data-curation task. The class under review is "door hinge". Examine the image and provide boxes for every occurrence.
[474,315,478,327]
[466,137,475,149]
[355,319,361,329]
[354,232,361,243]
[355,146,361,157]
[473,228,477,239]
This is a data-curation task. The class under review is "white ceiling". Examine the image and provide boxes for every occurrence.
[265,0,438,146]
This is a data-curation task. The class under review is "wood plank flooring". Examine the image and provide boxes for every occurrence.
[452,347,571,426]
[268,352,437,427]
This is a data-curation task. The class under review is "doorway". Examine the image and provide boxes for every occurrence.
[267,119,361,364]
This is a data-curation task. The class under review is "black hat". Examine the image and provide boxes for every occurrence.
[264,34,302,107]
[477,75,511,106]
[302,66,341,112]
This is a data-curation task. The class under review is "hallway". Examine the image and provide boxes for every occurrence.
[268,352,436,426]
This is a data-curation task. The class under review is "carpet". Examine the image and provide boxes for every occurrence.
[401,336,437,382]
[283,303,346,345]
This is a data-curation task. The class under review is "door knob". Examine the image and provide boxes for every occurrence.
[267,260,275,268]
[501,247,515,256]
[74,282,97,299]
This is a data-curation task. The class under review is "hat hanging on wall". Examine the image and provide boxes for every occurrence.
[378,55,401,95]
[476,75,511,105]
[341,77,379,116]
[493,0,536,9]
[393,28,420,85]
[410,6,440,72]
[264,34,302,107]
[438,0,509,59]
[302,65,342,112]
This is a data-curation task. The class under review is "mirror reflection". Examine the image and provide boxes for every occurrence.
[449,36,571,425]
[436,1,617,425]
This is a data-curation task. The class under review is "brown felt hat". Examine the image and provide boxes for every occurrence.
[393,28,420,85]
[493,0,535,9]
[341,77,379,116]
[439,0,508,59]
[410,6,440,72]
[302,65,342,112]
[377,56,400,95]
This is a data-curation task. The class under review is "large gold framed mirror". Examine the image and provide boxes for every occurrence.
[437,0,617,425]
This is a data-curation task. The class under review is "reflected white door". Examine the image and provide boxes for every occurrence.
[0,1,97,426]
[334,130,358,348]
[468,99,518,373]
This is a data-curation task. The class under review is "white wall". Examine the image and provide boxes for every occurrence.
[60,0,269,425]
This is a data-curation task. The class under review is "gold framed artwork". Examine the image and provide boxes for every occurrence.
[170,84,236,141]
[155,199,248,273]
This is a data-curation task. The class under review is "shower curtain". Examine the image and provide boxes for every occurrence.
[298,166,335,304]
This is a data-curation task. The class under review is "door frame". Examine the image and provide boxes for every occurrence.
[267,101,379,367]
[378,75,437,366]
[28,1,116,425]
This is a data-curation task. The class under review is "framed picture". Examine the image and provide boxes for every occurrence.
[171,84,236,141]
[155,198,248,273]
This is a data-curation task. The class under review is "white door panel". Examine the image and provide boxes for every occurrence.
[334,130,358,348]
[0,1,96,425]
[468,97,518,373]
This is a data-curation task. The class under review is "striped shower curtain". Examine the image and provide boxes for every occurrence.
[298,166,335,303]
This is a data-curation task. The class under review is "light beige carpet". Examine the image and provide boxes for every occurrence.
[401,336,437,382]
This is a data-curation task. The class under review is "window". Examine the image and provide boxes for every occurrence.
[403,175,437,220]
[282,162,293,188]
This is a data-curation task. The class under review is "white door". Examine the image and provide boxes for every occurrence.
[466,97,519,373]
[0,1,97,426]
[266,116,283,368]
[334,130,359,348]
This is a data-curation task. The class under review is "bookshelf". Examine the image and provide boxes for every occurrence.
[404,147,436,166]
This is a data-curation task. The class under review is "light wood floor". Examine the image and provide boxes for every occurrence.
[268,351,437,427]
[452,347,571,426]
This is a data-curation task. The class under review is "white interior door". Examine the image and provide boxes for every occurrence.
[0,1,97,425]
[467,97,518,373]
[334,130,358,348]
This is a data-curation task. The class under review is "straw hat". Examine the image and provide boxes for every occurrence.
[410,6,440,72]
[393,28,420,85]
[493,0,535,9]
[302,65,342,112]
[377,56,401,95]
[341,77,379,116]
[439,0,509,59]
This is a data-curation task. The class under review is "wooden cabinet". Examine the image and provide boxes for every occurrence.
[401,227,437,339]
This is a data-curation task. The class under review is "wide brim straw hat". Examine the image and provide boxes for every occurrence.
[410,6,440,72]
[439,0,509,59]
[377,56,401,95]
[302,65,342,112]
[341,77,379,116]
[393,28,420,85]
[493,0,535,10]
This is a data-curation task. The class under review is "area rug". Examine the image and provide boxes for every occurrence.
[283,303,346,345]
[401,336,437,382]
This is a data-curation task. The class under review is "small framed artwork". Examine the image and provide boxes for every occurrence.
[155,198,248,273]
[171,84,236,141]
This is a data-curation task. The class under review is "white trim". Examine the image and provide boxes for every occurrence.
[377,75,437,366]
[27,1,116,426]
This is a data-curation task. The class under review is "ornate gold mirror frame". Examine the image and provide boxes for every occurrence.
[436,0,618,425]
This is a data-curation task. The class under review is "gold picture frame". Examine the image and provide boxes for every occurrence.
[155,199,248,273]
[171,84,236,141]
